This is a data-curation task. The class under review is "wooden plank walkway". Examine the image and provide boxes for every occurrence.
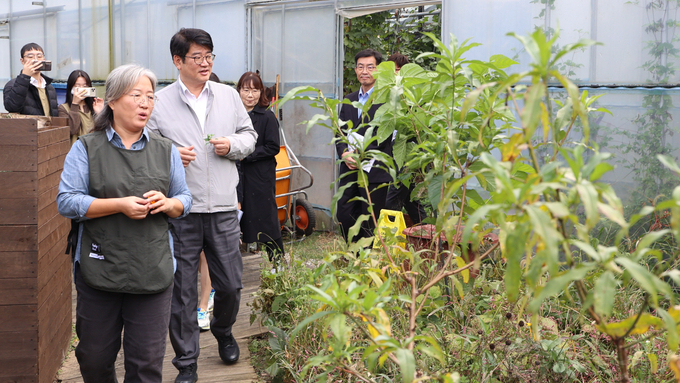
[58,252,268,383]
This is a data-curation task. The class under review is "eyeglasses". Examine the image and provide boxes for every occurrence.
[24,53,45,60]
[356,65,376,72]
[185,53,216,65]
[128,93,157,106]
[239,88,261,95]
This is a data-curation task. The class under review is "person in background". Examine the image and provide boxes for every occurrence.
[3,42,58,117]
[57,64,192,383]
[146,28,256,383]
[60,70,105,260]
[59,70,104,146]
[387,52,409,73]
[236,71,283,268]
[336,49,391,242]
[385,53,426,225]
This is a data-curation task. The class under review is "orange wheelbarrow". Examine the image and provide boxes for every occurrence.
[274,126,316,237]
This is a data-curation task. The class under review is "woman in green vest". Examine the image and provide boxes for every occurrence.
[57,64,192,383]
[58,70,104,146]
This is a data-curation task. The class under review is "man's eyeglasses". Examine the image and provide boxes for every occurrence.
[128,93,158,106]
[24,53,45,60]
[185,54,216,65]
[239,88,261,95]
[356,65,376,72]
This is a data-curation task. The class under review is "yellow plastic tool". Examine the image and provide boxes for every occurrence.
[373,209,407,249]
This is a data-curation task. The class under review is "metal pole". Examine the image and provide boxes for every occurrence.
[121,0,125,63]
[544,0,551,37]
[245,7,250,70]
[8,0,13,77]
[280,4,285,91]
[192,0,196,27]
[589,0,597,82]
[147,0,150,68]
[43,0,46,55]
[78,0,83,69]
[108,0,114,71]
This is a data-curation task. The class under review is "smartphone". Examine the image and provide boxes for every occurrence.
[37,60,52,71]
[75,87,96,97]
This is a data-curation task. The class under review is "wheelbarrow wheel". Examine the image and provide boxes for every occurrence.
[291,199,315,236]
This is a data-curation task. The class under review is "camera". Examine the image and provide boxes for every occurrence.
[37,60,52,71]
[75,87,97,98]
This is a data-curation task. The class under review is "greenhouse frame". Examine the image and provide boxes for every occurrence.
[1,0,678,215]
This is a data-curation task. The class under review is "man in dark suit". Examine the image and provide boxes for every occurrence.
[336,49,392,242]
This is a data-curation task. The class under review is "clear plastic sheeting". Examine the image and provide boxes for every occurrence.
[0,0,247,89]
[250,1,339,207]
[251,1,338,96]
[443,0,680,85]
[540,88,680,205]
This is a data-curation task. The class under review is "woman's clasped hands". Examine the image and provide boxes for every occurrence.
[119,190,172,219]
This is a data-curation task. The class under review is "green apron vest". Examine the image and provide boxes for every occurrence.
[79,130,174,293]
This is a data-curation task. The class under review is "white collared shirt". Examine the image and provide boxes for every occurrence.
[178,76,210,132]
[29,75,45,89]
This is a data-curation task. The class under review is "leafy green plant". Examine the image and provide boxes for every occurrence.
[272,26,680,383]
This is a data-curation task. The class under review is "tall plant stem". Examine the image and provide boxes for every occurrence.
[615,337,631,383]
[339,363,377,383]
[420,242,499,293]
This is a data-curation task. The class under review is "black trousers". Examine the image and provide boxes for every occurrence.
[168,212,242,369]
[335,169,389,242]
[74,263,172,383]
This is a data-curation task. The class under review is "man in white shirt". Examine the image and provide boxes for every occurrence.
[145,28,257,383]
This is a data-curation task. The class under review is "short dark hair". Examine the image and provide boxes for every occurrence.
[237,71,270,108]
[387,53,409,69]
[209,72,221,83]
[354,49,382,65]
[21,43,44,57]
[170,28,214,62]
[65,70,95,114]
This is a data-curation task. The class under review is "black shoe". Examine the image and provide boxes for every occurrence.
[175,363,198,383]
[216,334,240,364]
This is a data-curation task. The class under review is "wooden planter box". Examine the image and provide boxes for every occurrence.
[0,116,72,383]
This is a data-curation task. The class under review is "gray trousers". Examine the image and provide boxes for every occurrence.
[169,212,243,369]
[74,263,172,383]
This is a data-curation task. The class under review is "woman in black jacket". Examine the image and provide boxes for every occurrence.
[236,72,283,265]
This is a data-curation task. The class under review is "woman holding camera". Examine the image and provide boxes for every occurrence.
[59,70,104,146]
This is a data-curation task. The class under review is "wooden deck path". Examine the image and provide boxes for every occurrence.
[58,252,268,383]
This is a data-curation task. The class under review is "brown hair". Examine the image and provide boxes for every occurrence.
[388,53,409,69]
[236,71,269,107]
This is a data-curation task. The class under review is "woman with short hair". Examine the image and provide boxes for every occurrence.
[57,64,192,383]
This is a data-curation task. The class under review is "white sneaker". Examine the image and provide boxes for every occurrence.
[197,308,210,331]
[207,289,215,312]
